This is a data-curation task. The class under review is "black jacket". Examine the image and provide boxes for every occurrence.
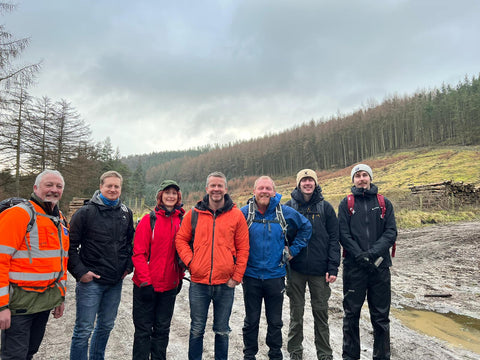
[285,186,340,276]
[338,184,397,268]
[68,191,134,284]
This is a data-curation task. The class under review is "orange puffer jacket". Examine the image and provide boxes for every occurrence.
[0,201,69,309]
[175,195,249,285]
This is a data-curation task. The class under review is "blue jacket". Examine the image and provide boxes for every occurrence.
[241,193,312,279]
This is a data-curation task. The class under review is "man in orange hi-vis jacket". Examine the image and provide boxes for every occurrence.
[0,169,69,360]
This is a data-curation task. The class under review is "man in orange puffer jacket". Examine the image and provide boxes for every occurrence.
[176,171,249,360]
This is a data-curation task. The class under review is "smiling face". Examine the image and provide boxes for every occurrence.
[99,176,122,201]
[206,176,227,208]
[161,187,179,210]
[353,170,371,190]
[299,177,316,196]
[253,177,276,210]
[33,173,64,205]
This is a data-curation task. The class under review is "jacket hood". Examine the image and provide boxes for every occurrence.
[351,183,379,197]
[196,193,235,214]
[290,185,324,206]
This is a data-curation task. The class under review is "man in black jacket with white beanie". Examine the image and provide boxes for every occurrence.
[338,164,397,360]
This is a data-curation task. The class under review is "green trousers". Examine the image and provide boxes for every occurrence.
[286,269,333,360]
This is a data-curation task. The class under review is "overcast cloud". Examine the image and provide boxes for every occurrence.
[4,0,480,156]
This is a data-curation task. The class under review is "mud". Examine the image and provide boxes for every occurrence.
[36,221,480,359]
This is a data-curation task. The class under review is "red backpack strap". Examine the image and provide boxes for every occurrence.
[343,194,355,258]
[376,194,386,219]
[377,194,396,257]
[347,194,355,215]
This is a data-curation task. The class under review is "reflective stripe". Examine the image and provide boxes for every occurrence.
[0,244,16,256]
[12,249,63,259]
[7,203,68,293]
[0,286,8,297]
[9,271,61,281]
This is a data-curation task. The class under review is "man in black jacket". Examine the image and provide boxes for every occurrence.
[285,169,340,360]
[338,164,397,360]
[68,170,134,360]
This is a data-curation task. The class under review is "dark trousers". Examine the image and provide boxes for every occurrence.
[132,284,178,360]
[1,310,51,360]
[342,265,391,360]
[242,276,285,360]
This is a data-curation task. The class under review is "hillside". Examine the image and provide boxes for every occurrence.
[220,146,480,228]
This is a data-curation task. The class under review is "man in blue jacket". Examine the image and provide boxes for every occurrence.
[241,176,312,360]
[285,169,340,360]
[338,164,397,360]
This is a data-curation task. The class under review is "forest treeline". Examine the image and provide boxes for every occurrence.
[138,75,480,204]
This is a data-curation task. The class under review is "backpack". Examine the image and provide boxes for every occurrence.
[0,197,36,235]
[246,200,288,244]
[346,193,396,257]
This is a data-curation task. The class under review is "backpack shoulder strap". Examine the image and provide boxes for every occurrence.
[289,198,298,211]
[276,204,288,234]
[376,194,395,256]
[246,201,255,228]
[316,200,325,225]
[377,194,386,219]
[18,201,37,234]
[149,211,156,232]
[190,207,198,249]
[347,194,355,215]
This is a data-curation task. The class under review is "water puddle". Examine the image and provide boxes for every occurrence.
[393,306,480,354]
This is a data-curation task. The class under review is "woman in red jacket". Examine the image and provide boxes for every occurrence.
[132,180,185,360]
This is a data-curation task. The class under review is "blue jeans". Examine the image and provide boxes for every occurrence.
[188,282,235,360]
[70,280,123,360]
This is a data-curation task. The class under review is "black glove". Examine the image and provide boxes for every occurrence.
[355,252,374,270]
[139,284,155,302]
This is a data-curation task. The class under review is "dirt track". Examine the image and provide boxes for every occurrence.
[37,221,480,359]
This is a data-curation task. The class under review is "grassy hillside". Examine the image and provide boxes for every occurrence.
[229,146,480,229]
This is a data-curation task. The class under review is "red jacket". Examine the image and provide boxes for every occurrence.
[175,195,249,285]
[132,207,185,292]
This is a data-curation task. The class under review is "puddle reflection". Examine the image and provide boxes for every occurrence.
[393,306,480,354]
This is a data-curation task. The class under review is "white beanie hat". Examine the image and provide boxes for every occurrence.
[351,164,373,181]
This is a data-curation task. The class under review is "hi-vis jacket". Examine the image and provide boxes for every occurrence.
[0,200,69,311]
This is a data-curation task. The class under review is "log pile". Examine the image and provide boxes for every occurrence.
[409,181,480,207]
[67,197,89,220]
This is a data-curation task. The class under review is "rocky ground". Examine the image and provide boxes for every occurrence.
[37,221,480,359]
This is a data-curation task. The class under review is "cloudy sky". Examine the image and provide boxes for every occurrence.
[4,0,480,156]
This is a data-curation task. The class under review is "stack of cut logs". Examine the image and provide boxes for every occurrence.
[67,197,89,220]
[409,181,480,206]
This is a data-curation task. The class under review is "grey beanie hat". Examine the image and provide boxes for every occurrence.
[351,164,373,181]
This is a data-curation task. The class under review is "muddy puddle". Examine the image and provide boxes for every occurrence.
[393,306,480,355]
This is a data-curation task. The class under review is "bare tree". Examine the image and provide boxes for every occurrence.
[50,99,91,170]
[0,84,32,195]
[0,3,41,88]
